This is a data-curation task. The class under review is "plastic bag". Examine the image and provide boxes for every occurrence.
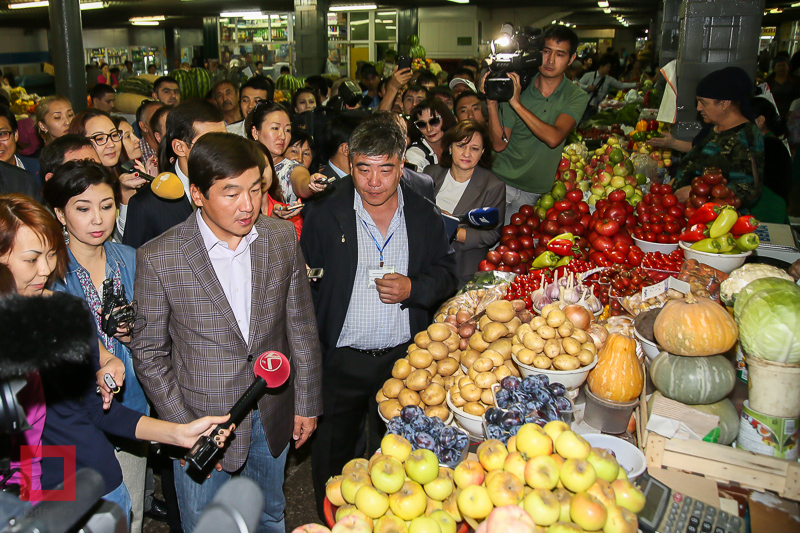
[677,259,726,300]
[630,152,658,181]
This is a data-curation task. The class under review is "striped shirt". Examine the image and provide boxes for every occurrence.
[337,188,411,350]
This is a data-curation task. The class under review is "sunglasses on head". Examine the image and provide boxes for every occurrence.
[414,115,442,130]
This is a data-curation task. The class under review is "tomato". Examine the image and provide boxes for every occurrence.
[663,221,679,234]
[500,235,516,246]
[519,205,535,217]
[546,210,558,221]
[632,227,645,239]
[507,238,522,251]
[605,205,627,223]
[643,231,655,242]
[496,245,510,255]
[566,190,583,203]
[501,224,519,236]
[577,201,590,214]
[526,217,540,229]
[625,215,638,228]
[518,235,535,249]
[486,250,502,265]
[518,224,532,236]
[669,233,680,243]
[636,202,647,215]
[518,249,533,263]
[638,212,650,224]
[512,263,527,275]
[650,223,664,234]
[608,249,627,264]
[580,214,592,229]
[498,265,513,272]
[614,241,630,255]
[608,190,626,202]
[554,200,573,212]
[510,213,526,225]
[592,235,614,252]
[479,260,496,271]
[662,194,677,207]
[612,231,634,246]
[595,219,620,237]
[656,233,670,244]
[590,250,611,267]
[627,249,643,266]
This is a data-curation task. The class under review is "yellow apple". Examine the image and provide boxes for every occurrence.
[374,514,408,533]
[370,452,387,472]
[389,481,428,521]
[554,431,591,460]
[342,457,370,475]
[424,468,455,501]
[507,435,517,453]
[355,485,390,519]
[587,479,616,509]
[603,504,638,533]
[542,420,570,443]
[335,506,373,530]
[611,479,646,513]
[429,509,457,533]
[409,515,442,533]
[341,470,373,504]
[442,490,462,522]
[546,522,581,533]
[326,475,346,507]
[484,504,537,533]
[382,433,413,463]
[477,439,509,471]
[523,488,561,526]
[586,447,620,482]
[453,460,485,489]
[515,424,554,459]
[559,459,596,493]
[485,470,524,507]
[503,451,527,482]
[331,514,372,533]
[406,449,440,485]
[570,492,608,531]
[291,524,331,533]
[371,455,407,495]
[457,484,494,520]
[425,498,443,516]
[552,488,572,523]
[524,455,560,490]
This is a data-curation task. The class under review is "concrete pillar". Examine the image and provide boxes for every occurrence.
[49,0,86,112]
[165,28,180,72]
[294,0,329,77]
[659,0,682,68]
[203,17,220,61]
[397,8,419,57]
[673,0,764,141]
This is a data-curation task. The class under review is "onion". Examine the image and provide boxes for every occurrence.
[589,323,609,350]
[564,304,592,331]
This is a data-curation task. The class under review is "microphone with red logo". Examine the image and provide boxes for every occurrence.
[185,351,291,472]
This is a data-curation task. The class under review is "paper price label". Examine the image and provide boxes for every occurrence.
[641,276,691,300]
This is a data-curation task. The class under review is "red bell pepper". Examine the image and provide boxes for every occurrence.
[679,223,710,242]
[648,119,659,131]
[730,215,759,236]
[547,239,573,256]
[687,203,724,226]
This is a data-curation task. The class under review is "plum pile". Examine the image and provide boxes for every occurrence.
[483,375,569,444]
[386,405,469,465]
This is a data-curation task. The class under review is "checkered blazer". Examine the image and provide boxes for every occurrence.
[130,211,322,470]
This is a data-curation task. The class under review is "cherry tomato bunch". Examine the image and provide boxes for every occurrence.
[504,269,556,308]
[641,249,684,273]
[632,183,687,244]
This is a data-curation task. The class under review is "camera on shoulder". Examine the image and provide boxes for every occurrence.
[484,24,544,102]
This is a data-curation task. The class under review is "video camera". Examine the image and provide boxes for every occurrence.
[100,280,135,338]
[484,24,544,102]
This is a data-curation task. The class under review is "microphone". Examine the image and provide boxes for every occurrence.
[194,478,264,533]
[184,351,291,472]
[7,468,106,533]
[461,207,500,227]
[121,160,186,200]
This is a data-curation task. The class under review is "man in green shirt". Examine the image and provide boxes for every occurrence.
[482,25,588,223]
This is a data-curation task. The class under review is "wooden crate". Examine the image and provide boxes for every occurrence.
[645,433,800,502]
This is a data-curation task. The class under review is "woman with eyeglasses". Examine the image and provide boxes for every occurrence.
[69,110,148,241]
[424,120,506,286]
[246,102,327,208]
[35,95,75,145]
[406,98,457,172]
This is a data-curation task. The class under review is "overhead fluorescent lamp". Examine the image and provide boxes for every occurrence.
[220,11,263,17]
[386,26,396,29]
[350,19,369,25]
[603,8,611,13]
[132,21,159,26]
[447,0,470,3]
[377,11,395,16]
[792,2,800,6]
[130,16,165,22]
[330,4,377,11]
[9,1,49,8]
[597,1,609,7]
[81,1,104,9]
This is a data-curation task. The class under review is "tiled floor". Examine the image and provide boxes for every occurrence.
[142,445,322,533]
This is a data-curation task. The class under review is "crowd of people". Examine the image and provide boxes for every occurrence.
[0,23,797,533]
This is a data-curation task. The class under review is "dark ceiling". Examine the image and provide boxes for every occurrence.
[0,0,798,31]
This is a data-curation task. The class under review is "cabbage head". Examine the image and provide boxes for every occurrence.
[738,286,800,364]
[734,277,800,321]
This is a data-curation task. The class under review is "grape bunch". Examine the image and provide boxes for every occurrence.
[483,375,569,444]
[386,405,469,465]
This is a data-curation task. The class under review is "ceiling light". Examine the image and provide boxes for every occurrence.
[386,25,396,29]
[447,0,469,3]
[377,11,395,15]
[603,8,611,13]
[792,2,800,6]
[132,21,159,26]
[80,1,104,9]
[350,19,369,25]
[330,4,378,11]
[130,16,165,22]
[9,1,49,8]
[220,11,264,17]
[597,1,609,7]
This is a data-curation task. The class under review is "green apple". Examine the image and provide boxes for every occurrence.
[429,510,456,533]
[570,492,608,531]
[635,173,647,185]
[372,455,407,494]
[515,423,554,459]
[355,485,390,519]
[547,522,582,533]
[586,448,620,482]
[503,451,527,482]
[621,184,635,199]
[408,515,441,533]
[330,513,373,533]
[341,470,373,504]
[405,449,439,485]
[603,504,638,533]
[552,488,573,522]
[326,475,346,507]
[577,179,590,192]
[477,439,509,471]
[456,484,494,520]
[543,420,570,443]
[539,193,555,209]
[381,433,413,463]
[559,459,597,493]
[555,431,591,460]
[453,460,485,489]
[523,488,561,527]
[423,468,455,501]
[389,481,428,520]
[524,454,560,490]
[610,174,626,188]
[587,478,617,509]
[587,194,599,206]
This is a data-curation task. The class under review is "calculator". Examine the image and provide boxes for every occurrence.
[635,471,744,533]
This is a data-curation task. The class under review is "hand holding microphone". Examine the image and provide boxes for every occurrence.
[185,351,291,472]
[121,160,186,200]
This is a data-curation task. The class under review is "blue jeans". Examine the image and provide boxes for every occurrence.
[103,481,132,530]
[173,415,289,533]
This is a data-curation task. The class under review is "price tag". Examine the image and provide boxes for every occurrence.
[641,276,691,300]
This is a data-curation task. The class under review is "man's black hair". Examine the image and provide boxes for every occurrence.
[241,75,274,101]
[136,100,163,130]
[416,70,438,86]
[597,55,616,69]
[448,67,475,83]
[39,134,94,179]
[90,83,115,102]
[158,100,224,171]
[280,66,290,74]
[153,76,179,94]
[543,25,579,57]
[461,58,479,71]
[188,132,266,198]
[319,114,361,161]
[402,84,428,100]
[149,105,171,138]
[305,74,329,99]
[0,105,18,132]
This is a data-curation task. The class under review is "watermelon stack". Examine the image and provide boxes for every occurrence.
[117,76,154,97]
[170,68,213,100]
[274,74,305,93]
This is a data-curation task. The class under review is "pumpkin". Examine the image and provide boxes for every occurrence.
[586,333,644,402]
[648,392,739,445]
[650,351,735,405]
[653,291,738,356]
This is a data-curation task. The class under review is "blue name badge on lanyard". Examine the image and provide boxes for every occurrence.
[364,220,395,288]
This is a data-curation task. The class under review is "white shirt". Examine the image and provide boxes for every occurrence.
[435,170,469,215]
[227,120,246,138]
[175,162,194,207]
[196,210,259,343]
[328,160,348,179]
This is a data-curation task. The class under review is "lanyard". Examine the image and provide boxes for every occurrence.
[362,220,394,267]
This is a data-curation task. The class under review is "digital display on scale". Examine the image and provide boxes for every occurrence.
[641,482,666,523]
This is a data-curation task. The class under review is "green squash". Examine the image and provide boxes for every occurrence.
[647,392,740,445]
[650,351,735,405]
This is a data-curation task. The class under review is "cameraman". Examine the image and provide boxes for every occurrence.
[482,25,588,223]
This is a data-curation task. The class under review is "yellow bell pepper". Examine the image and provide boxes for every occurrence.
[635,119,648,132]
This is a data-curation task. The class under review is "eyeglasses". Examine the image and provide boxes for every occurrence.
[414,115,442,130]
[0,130,13,142]
[89,131,122,146]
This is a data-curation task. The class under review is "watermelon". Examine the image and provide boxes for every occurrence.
[171,69,193,99]
[190,68,212,99]
[117,76,154,97]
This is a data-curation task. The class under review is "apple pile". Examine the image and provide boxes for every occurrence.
[377,322,467,423]
[632,183,687,244]
[586,193,644,268]
[386,406,470,466]
[484,374,569,444]
[554,146,591,193]
[685,167,741,217]
[512,305,598,371]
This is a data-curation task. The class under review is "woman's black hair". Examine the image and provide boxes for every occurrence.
[43,159,117,211]
[751,97,787,137]
[157,100,224,172]
[245,101,291,141]
[290,87,320,115]
[408,97,457,145]
[288,130,313,152]
[439,119,493,169]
